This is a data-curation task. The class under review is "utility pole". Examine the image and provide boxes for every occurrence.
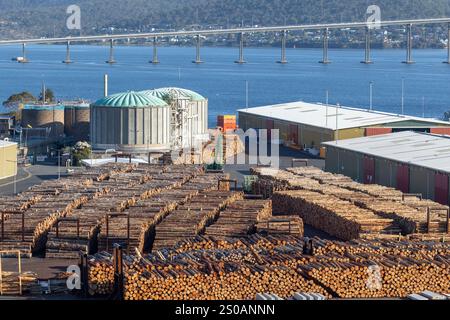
[58,150,61,180]
[245,80,249,111]
[401,78,405,115]
[422,96,425,118]
[325,90,329,127]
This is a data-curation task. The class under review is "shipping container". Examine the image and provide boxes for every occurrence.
[435,172,449,205]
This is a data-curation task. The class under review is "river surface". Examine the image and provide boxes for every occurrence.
[1,45,450,126]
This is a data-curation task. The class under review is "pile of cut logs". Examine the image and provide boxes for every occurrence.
[151,190,242,250]
[256,216,304,236]
[86,235,450,299]
[272,190,395,240]
[204,200,272,239]
[252,166,449,238]
[0,271,38,296]
[46,165,208,258]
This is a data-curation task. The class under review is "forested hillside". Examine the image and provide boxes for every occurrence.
[0,0,449,38]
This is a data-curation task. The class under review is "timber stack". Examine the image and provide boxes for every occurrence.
[151,189,242,250]
[272,190,396,240]
[252,166,449,238]
[204,200,272,239]
[86,235,450,299]
[256,216,304,236]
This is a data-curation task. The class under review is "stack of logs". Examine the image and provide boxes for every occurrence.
[0,271,38,296]
[151,190,242,250]
[251,166,449,239]
[86,235,450,299]
[272,190,396,240]
[256,216,304,236]
[204,200,272,239]
[46,165,211,258]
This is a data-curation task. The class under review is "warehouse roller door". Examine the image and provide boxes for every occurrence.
[435,173,449,205]
[363,157,375,184]
[396,164,410,193]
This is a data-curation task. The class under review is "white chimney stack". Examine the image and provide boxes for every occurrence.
[104,74,108,97]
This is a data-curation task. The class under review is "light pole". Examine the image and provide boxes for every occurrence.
[369,81,374,111]
[422,96,425,118]
[325,90,329,128]
[58,150,61,180]
[245,80,249,111]
[401,78,405,115]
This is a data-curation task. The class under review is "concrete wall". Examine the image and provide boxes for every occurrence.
[0,144,17,180]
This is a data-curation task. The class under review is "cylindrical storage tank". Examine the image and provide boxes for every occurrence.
[21,104,65,137]
[141,87,209,143]
[90,91,170,152]
[64,102,90,141]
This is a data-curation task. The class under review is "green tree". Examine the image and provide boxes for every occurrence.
[39,88,55,103]
[2,91,37,107]
[72,141,92,166]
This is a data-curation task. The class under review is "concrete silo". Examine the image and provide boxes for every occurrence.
[21,104,65,137]
[90,91,170,153]
[64,102,90,141]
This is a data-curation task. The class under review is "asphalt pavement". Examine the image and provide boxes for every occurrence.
[0,164,68,196]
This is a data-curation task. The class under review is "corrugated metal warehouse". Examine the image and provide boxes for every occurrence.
[323,131,450,205]
[238,101,450,148]
[0,140,17,180]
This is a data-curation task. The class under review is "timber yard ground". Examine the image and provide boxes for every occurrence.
[2,145,449,301]
[0,146,327,300]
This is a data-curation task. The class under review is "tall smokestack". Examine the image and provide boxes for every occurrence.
[104,74,108,97]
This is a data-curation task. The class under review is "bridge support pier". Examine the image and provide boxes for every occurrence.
[106,39,116,64]
[444,23,450,64]
[402,24,415,64]
[193,35,203,64]
[18,43,29,63]
[277,30,288,64]
[151,37,159,64]
[319,28,331,64]
[235,32,246,64]
[63,41,73,64]
[361,27,373,64]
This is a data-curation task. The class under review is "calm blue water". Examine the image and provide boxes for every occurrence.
[1,45,450,126]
